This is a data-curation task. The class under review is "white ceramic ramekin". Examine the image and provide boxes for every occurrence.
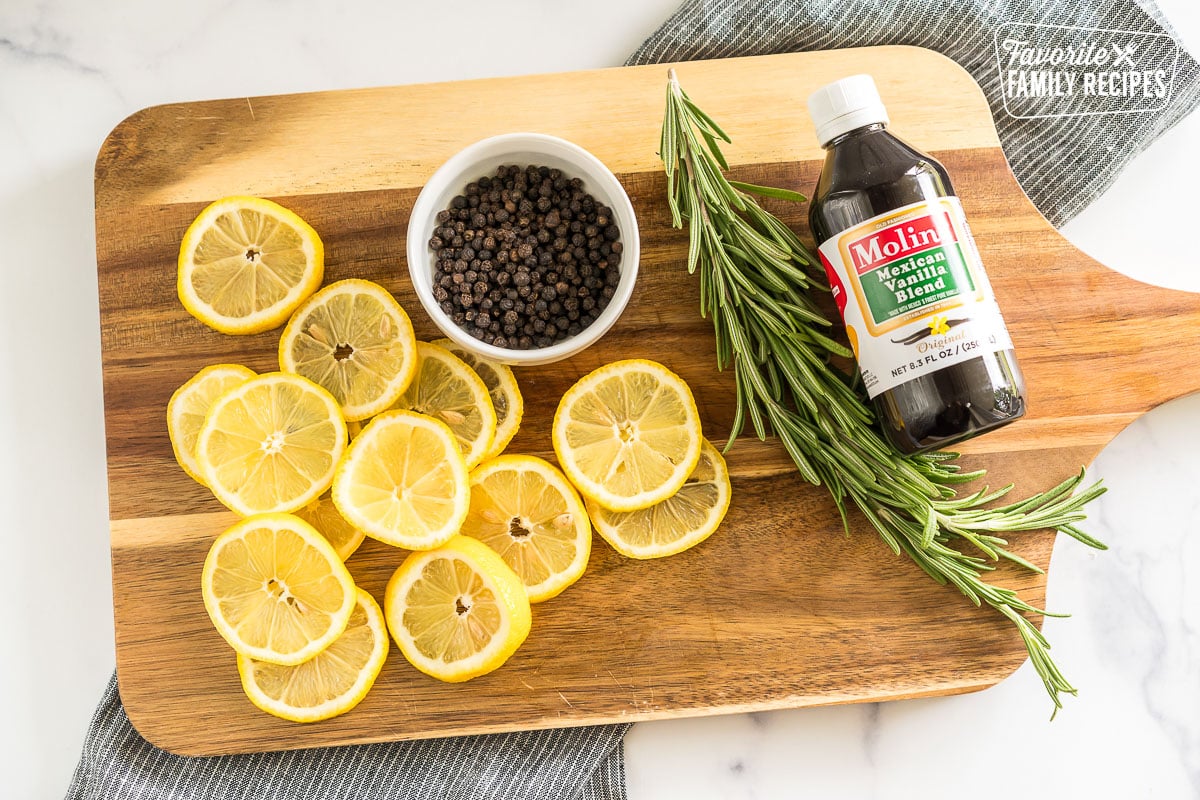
[406,133,639,367]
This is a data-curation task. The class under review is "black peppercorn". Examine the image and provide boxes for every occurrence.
[429,163,622,350]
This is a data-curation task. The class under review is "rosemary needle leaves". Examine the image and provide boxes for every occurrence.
[659,69,1106,714]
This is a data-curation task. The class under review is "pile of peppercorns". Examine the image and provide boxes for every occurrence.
[428,164,622,349]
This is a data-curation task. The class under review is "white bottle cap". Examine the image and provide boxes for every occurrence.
[807,75,890,147]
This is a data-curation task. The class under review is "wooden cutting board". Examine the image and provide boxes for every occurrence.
[95,47,1200,756]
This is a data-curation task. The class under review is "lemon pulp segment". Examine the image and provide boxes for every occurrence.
[332,410,470,550]
[552,359,702,512]
[432,338,523,460]
[237,588,388,722]
[384,536,531,682]
[201,513,356,666]
[588,439,731,559]
[294,493,366,561]
[197,372,347,516]
[167,363,256,486]
[178,196,323,334]
[280,279,418,421]
[394,342,496,469]
[461,455,591,602]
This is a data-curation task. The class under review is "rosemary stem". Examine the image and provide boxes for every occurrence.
[659,71,1106,715]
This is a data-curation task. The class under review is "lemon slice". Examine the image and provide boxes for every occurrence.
[384,535,531,682]
[460,455,591,602]
[280,279,418,421]
[587,439,731,559]
[178,196,324,334]
[393,342,496,469]
[196,372,347,516]
[332,410,470,550]
[202,513,357,666]
[432,339,524,460]
[294,493,366,561]
[237,588,388,722]
[167,363,256,486]
[552,359,702,512]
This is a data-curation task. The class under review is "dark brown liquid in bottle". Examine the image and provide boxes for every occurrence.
[808,123,1026,454]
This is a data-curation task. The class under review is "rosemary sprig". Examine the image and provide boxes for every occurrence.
[660,69,1107,714]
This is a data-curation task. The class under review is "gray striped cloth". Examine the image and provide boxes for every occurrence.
[67,675,626,799]
[628,0,1199,227]
[68,2,1197,798]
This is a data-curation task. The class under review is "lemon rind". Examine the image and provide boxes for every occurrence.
[166,363,257,487]
[278,278,418,422]
[201,513,357,666]
[383,536,532,683]
[331,409,471,550]
[196,372,348,517]
[552,358,703,513]
[464,454,592,603]
[177,196,324,335]
[395,342,498,470]
[236,588,388,723]
[587,439,731,559]
[432,338,525,461]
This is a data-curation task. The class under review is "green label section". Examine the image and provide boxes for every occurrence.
[858,243,975,325]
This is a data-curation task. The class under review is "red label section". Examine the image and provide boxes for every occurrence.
[819,250,848,317]
[845,211,958,276]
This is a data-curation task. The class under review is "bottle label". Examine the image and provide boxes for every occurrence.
[816,197,1014,398]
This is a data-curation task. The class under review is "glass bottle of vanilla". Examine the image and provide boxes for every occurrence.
[806,74,1026,454]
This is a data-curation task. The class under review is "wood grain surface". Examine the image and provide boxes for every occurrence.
[95,48,1200,755]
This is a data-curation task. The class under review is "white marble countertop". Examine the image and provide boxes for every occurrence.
[2,1,1198,797]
